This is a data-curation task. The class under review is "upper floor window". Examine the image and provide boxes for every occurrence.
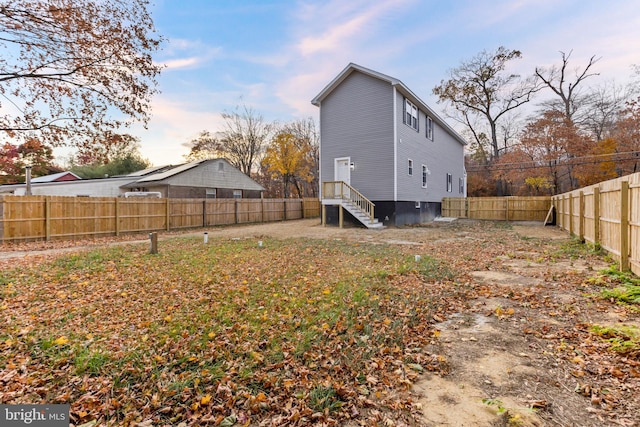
[408,159,413,176]
[459,177,465,194]
[446,173,453,192]
[426,116,433,140]
[404,98,419,131]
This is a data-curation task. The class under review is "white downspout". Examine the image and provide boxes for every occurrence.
[318,107,322,200]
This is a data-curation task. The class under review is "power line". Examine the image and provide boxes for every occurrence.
[466,150,640,172]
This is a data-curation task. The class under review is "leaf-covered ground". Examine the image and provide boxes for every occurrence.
[1,219,638,426]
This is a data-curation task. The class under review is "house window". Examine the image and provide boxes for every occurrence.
[459,177,464,194]
[426,116,433,140]
[422,165,428,188]
[446,173,453,192]
[408,159,413,176]
[233,190,242,199]
[403,98,419,131]
[206,188,216,199]
[218,162,224,171]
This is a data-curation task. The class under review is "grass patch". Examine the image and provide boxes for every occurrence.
[492,221,513,230]
[591,324,640,355]
[309,385,343,413]
[74,348,110,376]
[0,236,447,424]
[552,237,603,260]
[592,267,640,307]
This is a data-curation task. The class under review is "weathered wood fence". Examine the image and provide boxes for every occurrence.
[0,196,321,243]
[442,196,551,221]
[552,172,640,275]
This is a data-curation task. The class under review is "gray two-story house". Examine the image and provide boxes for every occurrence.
[311,63,467,227]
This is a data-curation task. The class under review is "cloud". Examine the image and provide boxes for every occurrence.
[131,96,228,165]
[294,0,413,56]
[159,38,222,71]
[162,56,203,70]
[271,0,418,117]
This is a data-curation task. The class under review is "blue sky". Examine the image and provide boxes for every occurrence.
[115,0,640,166]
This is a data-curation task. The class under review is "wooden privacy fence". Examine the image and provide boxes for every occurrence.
[442,196,551,221]
[552,172,640,276]
[0,196,321,243]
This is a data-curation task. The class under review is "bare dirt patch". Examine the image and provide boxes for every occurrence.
[1,218,638,426]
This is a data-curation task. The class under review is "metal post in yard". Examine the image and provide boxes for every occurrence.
[149,232,158,254]
[25,166,32,196]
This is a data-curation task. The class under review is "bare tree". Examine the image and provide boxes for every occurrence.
[184,131,224,161]
[0,0,163,146]
[433,46,540,159]
[582,81,635,141]
[535,50,600,123]
[219,104,273,177]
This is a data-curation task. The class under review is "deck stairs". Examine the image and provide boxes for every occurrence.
[321,181,383,229]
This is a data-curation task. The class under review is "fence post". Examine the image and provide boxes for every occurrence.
[262,198,265,222]
[621,181,629,272]
[166,198,171,231]
[45,196,51,241]
[578,191,585,242]
[115,198,120,236]
[593,187,600,246]
[568,193,574,236]
[0,196,4,243]
[235,199,239,224]
[557,196,562,229]
[322,204,326,226]
[202,200,207,227]
[505,198,509,221]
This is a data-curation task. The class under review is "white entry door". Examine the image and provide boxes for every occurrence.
[335,157,351,198]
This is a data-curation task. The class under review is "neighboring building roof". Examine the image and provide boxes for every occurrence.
[0,158,265,195]
[311,62,467,146]
[31,171,81,183]
[122,164,175,177]
[121,158,265,191]
[131,159,208,183]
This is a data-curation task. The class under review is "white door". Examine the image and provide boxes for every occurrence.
[334,157,351,198]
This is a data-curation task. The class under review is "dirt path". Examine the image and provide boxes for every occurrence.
[1,219,638,426]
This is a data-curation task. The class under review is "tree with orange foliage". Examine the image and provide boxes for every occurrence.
[611,97,640,175]
[571,138,618,187]
[261,132,313,198]
[492,111,587,194]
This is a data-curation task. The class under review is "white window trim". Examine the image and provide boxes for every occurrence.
[404,98,419,131]
[446,173,453,193]
[426,116,433,140]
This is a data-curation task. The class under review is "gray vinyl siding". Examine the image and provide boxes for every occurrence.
[319,71,394,200]
[395,91,465,202]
